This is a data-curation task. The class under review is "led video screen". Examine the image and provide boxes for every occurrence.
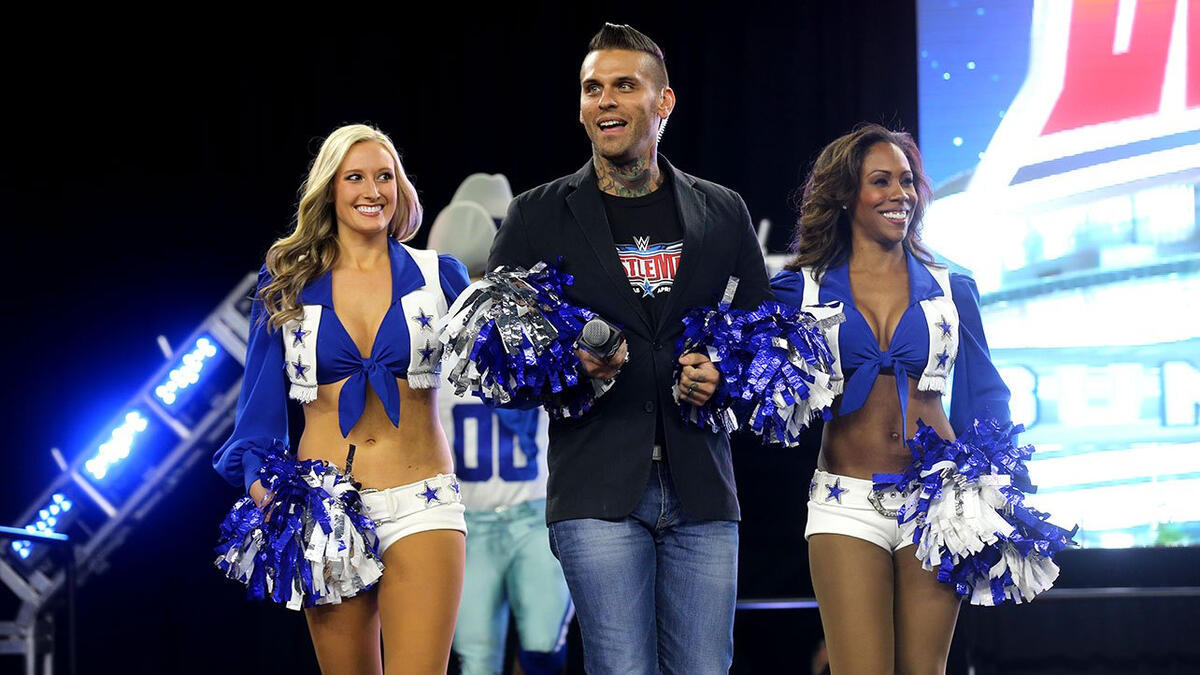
[918,0,1200,548]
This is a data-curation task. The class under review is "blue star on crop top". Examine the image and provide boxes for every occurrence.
[770,248,1011,437]
[213,238,470,490]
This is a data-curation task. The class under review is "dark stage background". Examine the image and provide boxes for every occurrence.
[2,3,1197,673]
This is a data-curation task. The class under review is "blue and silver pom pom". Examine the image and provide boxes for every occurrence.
[873,419,1078,606]
[676,277,841,444]
[438,261,612,419]
[214,449,384,610]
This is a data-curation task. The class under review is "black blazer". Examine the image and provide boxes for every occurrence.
[488,158,771,523]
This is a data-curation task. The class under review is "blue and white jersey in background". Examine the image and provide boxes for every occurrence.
[437,385,550,512]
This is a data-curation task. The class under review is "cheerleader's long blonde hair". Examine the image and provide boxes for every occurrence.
[259,124,423,330]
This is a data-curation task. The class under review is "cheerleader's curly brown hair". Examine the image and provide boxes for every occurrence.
[786,123,938,278]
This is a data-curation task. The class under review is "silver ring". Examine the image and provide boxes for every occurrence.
[687,382,698,397]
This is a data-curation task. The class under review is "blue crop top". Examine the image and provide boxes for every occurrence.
[213,238,470,490]
[770,249,1010,436]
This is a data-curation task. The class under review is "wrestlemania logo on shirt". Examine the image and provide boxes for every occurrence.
[615,236,683,298]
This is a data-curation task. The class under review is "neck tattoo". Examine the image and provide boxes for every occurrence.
[593,151,662,198]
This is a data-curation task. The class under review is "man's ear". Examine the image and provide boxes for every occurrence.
[658,87,676,118]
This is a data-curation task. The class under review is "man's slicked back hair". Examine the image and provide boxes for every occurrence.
[586,23,669,88]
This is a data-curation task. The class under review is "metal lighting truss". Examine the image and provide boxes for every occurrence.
[0,272,256,675]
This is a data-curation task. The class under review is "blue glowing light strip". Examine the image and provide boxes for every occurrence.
[11,493,74,560]
[82,411,149,481]
[154,336,220,406]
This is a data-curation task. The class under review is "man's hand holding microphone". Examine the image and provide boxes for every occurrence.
[574,317,720,405]
[575,317,628,381]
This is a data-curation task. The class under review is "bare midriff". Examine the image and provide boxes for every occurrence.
[819,373,955,480]
[296,376,452,490]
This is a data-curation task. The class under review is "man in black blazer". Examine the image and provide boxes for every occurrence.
[488,24,771,674]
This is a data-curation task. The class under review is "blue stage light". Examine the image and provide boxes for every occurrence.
[154,336,220,406]
[11,491,80,562]
[52,493,72,512]
[84,411,149,481]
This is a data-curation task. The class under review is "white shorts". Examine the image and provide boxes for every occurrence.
[804,469,911,552]
[361,473,467,554]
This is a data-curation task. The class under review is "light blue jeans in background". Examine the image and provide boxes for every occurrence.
[453,498,573,675]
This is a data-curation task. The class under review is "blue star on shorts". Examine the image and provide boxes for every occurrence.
[417,482,441,505]
[825,478,847,503]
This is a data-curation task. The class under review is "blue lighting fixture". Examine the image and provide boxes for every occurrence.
[1,271,262,672]
[11,493,73,560]
[83,411,149,481]
[154,336,220,406]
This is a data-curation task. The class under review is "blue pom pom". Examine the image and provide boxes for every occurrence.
[874,419,1078,605]
[675,278,840,443]
[441,261,613,419]
[214,449,383,610]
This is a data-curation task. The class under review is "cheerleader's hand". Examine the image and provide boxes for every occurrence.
[677,352,720,406]
[249,479,275,519]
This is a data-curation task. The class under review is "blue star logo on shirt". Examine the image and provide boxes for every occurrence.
[450,479,461,495]
[417,482,441,505]
[412,308,434,331]
[419,340,436,364]
[291,356,309,381]
[809,477,817,499]
[290,326,310,347]
[937,316,952,339]
[936,349,950,369]
[825,478,847,503]
[641,280,654,296]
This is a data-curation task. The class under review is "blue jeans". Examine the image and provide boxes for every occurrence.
[454,499,573,675]
[547,461,738,675]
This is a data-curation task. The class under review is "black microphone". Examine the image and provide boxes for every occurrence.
[577,317,624,361]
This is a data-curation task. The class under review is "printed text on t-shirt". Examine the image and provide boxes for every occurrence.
[615,236,683,297]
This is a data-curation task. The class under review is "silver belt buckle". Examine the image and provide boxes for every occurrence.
[651,444,663,461]
[868,489,900,518]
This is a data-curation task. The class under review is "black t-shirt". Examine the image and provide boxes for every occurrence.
[601,173,683,450]
[601,174,684,329]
